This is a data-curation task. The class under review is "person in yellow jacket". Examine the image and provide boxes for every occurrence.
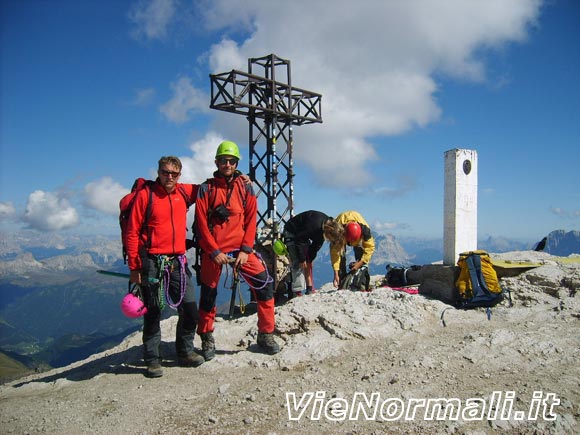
[325,210,375,290]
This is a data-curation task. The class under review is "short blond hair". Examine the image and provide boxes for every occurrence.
[158,156,182,171]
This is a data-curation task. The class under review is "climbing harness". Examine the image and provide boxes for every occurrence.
[225,250,273,290]
[224,250,273,318]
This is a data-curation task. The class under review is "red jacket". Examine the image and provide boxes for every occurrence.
[126,180,197,270]
[195,172,257,257]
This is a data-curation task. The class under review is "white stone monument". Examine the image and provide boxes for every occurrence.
[443,149,478,266]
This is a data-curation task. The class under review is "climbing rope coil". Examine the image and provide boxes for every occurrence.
[154,254,188,310]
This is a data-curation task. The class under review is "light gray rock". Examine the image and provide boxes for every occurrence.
[1,251,578,435]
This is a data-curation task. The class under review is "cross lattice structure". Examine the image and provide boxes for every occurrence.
[209,54,323,242]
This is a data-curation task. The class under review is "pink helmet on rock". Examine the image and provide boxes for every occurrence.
[120,292,147,318]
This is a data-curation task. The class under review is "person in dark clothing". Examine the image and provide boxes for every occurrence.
[282,210,342,296]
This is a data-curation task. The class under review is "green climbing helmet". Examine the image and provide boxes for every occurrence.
[216,141,241,160]
[273,239,288,256]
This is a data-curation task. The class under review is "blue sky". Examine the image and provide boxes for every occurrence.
[1,0,579,242]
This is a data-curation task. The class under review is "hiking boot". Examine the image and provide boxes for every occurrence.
[178,353,205,367]
[200,332,216,361]
[257,332,280,355]
[306,288,316,295]
[146,362,163,378]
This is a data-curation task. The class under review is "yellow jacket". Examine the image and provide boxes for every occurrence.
[330,210,375,271]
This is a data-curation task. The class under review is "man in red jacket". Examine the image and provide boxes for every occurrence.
[126,156,204,377]
[195,141,280,359]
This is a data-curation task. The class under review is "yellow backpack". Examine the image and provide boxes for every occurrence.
[455,250,503,308]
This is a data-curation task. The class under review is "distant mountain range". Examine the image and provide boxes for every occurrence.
[1,229,578,381]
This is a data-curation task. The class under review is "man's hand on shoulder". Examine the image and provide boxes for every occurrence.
[239,173,252,185]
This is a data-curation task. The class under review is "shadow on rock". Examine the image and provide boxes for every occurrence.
[12,343,146,387]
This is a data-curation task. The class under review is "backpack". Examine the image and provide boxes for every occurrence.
[455,250,503,309]
[119,178,192,264]
[384,264,422,287]
[339,265,370,291]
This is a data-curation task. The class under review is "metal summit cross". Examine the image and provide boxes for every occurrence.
[209,53,323,239]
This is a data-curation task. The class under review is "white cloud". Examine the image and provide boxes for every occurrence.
[160,76,209,123]
[131,87,156,106]
[551,207,580,219]
[190,0,541,188]
[128,0,176,41]
[373,220,411,235]
[84,177,128,216]
[0,202,16,221]
[207,38,248,73]
[22,191,80,231]
[179,132,227,184]
[373,175,418,199]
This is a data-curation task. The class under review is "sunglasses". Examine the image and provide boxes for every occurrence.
[217,157,239,166]
[159,169,181,177]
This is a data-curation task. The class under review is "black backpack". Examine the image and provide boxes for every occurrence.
[384,264,422,287]
[340,265,370,291]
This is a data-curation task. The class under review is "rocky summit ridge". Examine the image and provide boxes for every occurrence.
[1,250,579,435]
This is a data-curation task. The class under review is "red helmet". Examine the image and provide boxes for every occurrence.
[345,222,362,243]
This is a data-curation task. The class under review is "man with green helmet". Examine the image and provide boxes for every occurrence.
[194,140,280,358]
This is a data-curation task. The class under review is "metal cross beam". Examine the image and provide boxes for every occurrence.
[210,53,322,237]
